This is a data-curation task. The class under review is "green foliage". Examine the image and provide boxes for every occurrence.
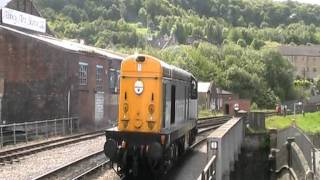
[316,76,320,91]
[250,102,258,110]
[143,42,293,108]
[33,0,314,108]
[34,0,320,48]
[294,79,312,89]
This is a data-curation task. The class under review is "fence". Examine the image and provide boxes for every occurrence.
[0,117,79,147]
[198,155,217,180]
[198,117,244,180]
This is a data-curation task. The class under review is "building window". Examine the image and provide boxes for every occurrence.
[314,68,317,72]
[306,67,309,72]
[96,65,103,91]
[108,68,119,93]
[79,62,88,85]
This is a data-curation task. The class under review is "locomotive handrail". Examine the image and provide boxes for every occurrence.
[198,155,217,180]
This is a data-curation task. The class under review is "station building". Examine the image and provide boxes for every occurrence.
[0,0,124,130]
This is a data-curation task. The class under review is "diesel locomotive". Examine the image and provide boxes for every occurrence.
[104,54,198,177]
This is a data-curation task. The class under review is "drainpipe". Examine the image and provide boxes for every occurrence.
[0,97,2,123]
[67,90,70,118]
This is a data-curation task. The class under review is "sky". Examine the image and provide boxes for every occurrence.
[275,0,320,5]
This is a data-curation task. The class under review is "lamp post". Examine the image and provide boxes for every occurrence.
[293,101,302,119]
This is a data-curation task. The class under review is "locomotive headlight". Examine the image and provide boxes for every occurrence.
[123,103,129,113]
[134,80,144,95]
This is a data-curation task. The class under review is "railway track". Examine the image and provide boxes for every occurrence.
[0,131,104,165]
[32,150,109,180]
[33,116,230,180]
[191,116,230,148]
[197,115,231,134]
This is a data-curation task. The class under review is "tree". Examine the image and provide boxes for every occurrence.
[262,50,294,100]
[174,22,187,44]
[138,8,147,25]
[250,39,265,50]
[61,5,88,23]
[237,39,247,47]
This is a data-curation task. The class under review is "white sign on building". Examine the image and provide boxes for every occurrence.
[1,7,46,33]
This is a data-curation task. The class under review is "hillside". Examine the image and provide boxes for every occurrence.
[32,0,320,108]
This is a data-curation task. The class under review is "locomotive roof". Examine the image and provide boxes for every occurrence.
[127,54,195,81]
[160,60,194,81]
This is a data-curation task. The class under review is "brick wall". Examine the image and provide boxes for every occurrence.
[0,29,75,123]
[0,28,122,129]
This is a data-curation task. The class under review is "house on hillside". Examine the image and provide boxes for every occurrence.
[278,45,320,79]
[0,0,125,130]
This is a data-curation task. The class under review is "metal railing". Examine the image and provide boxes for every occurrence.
[198,155,217,180]
[0,117,79,147]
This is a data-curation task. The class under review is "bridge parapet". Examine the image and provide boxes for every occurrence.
[198,117,244,180]
[269,126,318,180]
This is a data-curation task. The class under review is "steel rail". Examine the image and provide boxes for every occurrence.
[32,150,106,180]
[71,159,110,180]
[36,116,229,179]
[0,131,104,164]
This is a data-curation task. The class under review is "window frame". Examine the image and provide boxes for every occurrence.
[79,62,88,86]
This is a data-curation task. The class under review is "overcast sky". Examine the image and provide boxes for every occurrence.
[274,0,320,5]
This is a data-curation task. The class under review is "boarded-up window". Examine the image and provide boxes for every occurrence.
[96,65,103,91]
[79,62,88,85]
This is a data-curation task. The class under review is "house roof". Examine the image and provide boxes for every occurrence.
[0,25,125,60]
[220,90,232,95]
[278,45,320,57]
[198,81,233,95]
[0,0,11,9]
[198,82,211,93]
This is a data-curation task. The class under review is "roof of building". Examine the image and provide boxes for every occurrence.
[198,82,211,93]
[0,25,125,60]
[0,0,11,9]
[198,81,233,95]
[278,45,320,57]
[220,89,233,95]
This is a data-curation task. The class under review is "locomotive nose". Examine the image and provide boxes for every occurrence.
[104,139,118,161]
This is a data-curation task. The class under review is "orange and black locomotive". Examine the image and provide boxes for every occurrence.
[104,54,198,177]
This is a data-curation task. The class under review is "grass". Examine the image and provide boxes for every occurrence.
[266,111,320,133]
